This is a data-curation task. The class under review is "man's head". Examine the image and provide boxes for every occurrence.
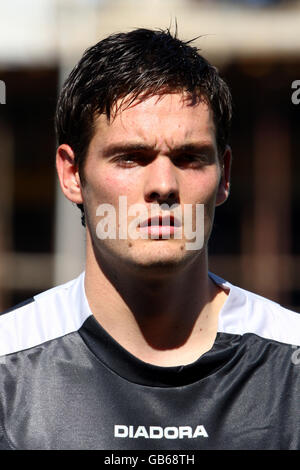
[55,28,232,224]
[55,28,232,276]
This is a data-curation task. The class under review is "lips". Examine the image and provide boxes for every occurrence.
[137,214,182,239]
[139,215,181,228]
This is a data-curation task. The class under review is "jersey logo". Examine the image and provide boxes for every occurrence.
[114,424,208,439]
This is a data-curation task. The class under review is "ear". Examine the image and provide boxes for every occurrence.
[215,146,232,207]
[56,144,83,204]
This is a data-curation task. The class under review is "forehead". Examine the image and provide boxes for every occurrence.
[91,93,216,150]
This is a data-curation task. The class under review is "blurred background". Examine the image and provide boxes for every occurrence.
[1,0,300,311]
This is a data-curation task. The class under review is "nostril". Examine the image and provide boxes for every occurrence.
[149,191,173,199]
[148,191,160,200]
[146,190,179,205]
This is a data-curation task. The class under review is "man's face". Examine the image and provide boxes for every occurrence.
[80,93,230,273]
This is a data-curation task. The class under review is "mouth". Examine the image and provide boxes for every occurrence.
[139,214,181,228]
[138,215,181,238]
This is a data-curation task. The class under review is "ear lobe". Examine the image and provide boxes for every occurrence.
[216,146,232,207]
[56,144,83,204]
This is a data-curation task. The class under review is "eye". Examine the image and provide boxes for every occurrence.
[113,154,140,168]
[173,153,209,169]
[113,153,151,168]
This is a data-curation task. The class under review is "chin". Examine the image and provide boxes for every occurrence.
[125,241,202,272]
[93,238,203,278]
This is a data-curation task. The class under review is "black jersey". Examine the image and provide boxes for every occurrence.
[0,272,299,450]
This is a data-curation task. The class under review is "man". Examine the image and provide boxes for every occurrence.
[0,28,299,450]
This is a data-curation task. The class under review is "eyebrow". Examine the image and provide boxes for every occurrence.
[102,143,154,157]
[102,142,215,157]
[171,143,215,155]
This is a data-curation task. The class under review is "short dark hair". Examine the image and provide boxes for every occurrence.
[55,27,232,224]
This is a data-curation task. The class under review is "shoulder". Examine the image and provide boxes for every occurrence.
[0,272,91,357]
[210,272,300,347]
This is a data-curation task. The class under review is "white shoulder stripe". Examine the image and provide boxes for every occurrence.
[210,272,300,346]
[1,272,299,357]
[0,273,91,356]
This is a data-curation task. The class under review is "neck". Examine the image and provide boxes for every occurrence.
[84,239,227,366]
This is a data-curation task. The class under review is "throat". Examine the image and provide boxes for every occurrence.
[88,276,226,367]
[84,246,228,367]
[121,287,224,366]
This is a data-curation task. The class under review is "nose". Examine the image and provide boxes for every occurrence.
[144,155,180,205]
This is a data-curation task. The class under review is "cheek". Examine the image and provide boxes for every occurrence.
[83,168,139,208]
[184,172,220,205]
